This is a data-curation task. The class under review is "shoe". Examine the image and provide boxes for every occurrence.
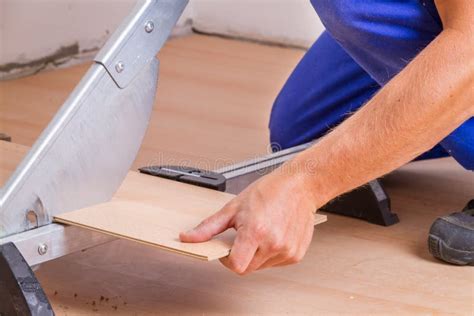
[428,200,474,265]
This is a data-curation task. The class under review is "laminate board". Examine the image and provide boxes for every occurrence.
[54,171,327,261]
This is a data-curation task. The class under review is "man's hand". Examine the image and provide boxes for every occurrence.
[180,167,319,275]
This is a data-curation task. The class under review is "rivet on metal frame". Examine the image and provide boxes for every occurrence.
[115,61,125,73]
[37,243,48,256]
[145,20,155,33]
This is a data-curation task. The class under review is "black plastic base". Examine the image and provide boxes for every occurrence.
[0,242,54,316]
[321,179,399,226]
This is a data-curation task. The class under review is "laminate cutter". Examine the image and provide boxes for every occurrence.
[0,1,398,314]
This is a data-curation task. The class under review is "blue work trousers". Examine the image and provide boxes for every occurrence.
[269,0,473,170]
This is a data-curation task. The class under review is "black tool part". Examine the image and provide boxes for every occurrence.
[0,242,54,316]
[321,179,399,226]
[139,165,227,191]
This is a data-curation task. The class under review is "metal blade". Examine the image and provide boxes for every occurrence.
[0,59,159,237]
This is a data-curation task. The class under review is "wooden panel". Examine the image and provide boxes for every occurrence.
[54,171,327,261]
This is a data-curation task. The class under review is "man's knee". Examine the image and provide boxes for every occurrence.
[268,95,295,150]
[310,0,359,42]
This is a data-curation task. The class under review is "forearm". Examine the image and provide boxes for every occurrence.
[285,29,474,208]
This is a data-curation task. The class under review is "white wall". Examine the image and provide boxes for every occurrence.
[1,0,130,65]
[0,0,323,79]
[0,0,193,79]
[0,0,131,78]
[192,0,323,48]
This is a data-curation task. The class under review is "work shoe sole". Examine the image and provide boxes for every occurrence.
[428,200,474,266]
[428,234,474,265]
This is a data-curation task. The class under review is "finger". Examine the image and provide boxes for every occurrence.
[242,249,273,274]
[273,222,314,268]
[258,255,287,270]
[220,228,258,274]
[260,218,314,270]
[246,227,295,273]
[257,245,297,270]
[257,214,301,270]
[253,242,293,271]
[180,206,234,243]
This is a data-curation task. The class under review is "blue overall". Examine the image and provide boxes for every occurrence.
[269,0,474,170]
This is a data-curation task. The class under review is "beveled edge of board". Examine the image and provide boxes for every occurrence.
[53,217,228,261]
[313,214,327,225]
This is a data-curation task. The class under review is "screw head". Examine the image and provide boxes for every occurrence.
[115,61,125,73]
[38,243,48,256]
[145,21,154,33]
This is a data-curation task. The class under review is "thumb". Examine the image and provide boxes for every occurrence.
[180,206,235,243]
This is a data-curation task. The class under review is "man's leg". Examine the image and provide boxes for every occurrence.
[269,30,448,160]
[269,31,379,149]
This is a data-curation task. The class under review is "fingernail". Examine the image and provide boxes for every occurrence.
[236,267,245,275]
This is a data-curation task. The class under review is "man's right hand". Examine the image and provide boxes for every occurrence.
[180,167,320,275]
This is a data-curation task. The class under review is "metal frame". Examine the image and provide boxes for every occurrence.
[95,0,188,88]
[216,142,313,194]
[0,224,115,267]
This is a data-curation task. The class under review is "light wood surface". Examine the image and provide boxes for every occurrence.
[0,141,26,185]
[1,35,473,315]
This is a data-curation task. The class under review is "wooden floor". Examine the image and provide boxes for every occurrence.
[1,34,473,315]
